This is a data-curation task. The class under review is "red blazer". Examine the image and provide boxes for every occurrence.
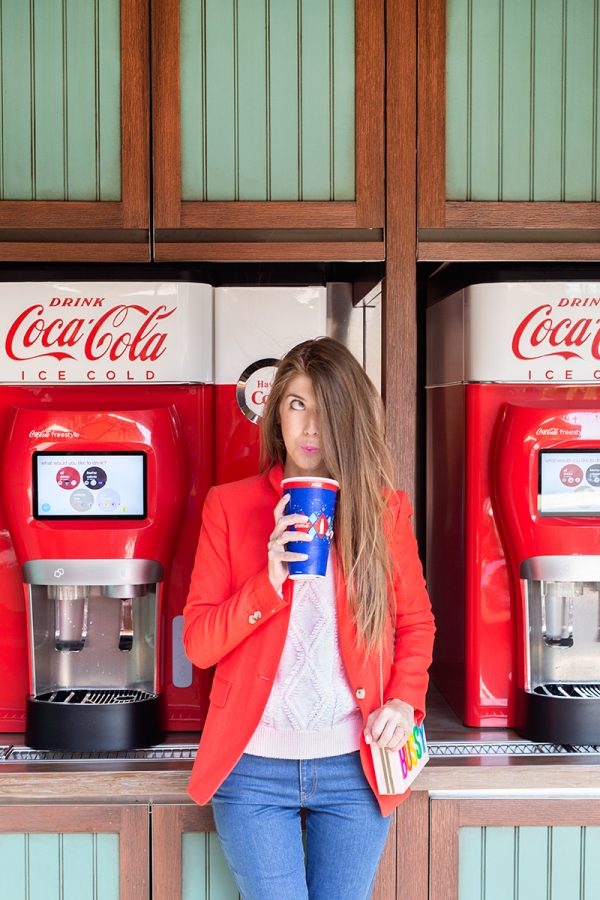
[183,463,435,816]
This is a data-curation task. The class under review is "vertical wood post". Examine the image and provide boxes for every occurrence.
[384,0,419,500]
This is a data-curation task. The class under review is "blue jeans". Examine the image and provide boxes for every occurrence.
[211,751,391,900]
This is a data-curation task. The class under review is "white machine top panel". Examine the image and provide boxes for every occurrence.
[427,282,600,385]
[0,282,213,384]
[214,286,327,385]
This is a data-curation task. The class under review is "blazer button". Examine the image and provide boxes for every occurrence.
[248,614,256,624]
[356,688,366,700]
[254,610,262,619]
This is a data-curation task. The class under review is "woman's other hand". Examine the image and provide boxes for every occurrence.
[363,699,415,751]
[268,494,313,592]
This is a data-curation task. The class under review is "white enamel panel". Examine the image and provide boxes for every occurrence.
[427,282,600,385]
[0,282,213,384]
[214,286,327,385]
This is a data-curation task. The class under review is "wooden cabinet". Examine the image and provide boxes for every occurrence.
[418,0,600,261]
[152,0,384,261]
[430,798,600,900]
[0,805,149,900]
[0,0,149,261]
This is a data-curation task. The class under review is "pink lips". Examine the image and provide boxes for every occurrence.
[301,445,319,454]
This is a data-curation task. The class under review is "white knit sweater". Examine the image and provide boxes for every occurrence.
[245,554,362,759]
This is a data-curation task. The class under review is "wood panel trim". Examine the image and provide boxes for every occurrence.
[459,799,600,827]
[179,804,217,832]
[371,811,396,900]
[152,0,181,229]
[0,202,124,228]
[384,0,418,498]
[355,0,384,227]
[180,201,359,229]
[0,243,150,261]
[0,805,124,832]
[152,0,384,233]
[445,201,600,228]
[121,0,150,229]
[417,0,446,228]
[120,806,150,900]
[418,241,600,261]
[396,792,429,900]
[430,799,460,900]
[154,241,385,262]
[152,806,184,900]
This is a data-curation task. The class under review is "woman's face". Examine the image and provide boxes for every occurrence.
[279,374,331,478]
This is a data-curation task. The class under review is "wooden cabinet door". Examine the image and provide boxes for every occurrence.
[418,0,600,262]
[0,805,149,900]
[152,0,384,262]
[431,797,600,900]
[0,0,149,261]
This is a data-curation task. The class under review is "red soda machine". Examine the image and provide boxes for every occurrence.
[0,281,214,749]
[0,281,328,749]
[427,281,600,743]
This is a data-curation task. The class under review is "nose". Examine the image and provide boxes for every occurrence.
[304,412,318,434]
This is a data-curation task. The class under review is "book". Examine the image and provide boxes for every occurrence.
[371,722,429,795]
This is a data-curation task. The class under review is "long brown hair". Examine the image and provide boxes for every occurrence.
[261,337,396,651]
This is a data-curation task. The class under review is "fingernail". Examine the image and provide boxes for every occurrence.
[364,734,372,745]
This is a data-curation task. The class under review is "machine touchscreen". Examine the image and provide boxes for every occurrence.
[33,451,147,520]
[539,449,600,517]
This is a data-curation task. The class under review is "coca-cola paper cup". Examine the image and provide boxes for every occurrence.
[282,477,339,580]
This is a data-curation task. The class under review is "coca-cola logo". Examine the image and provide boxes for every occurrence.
[512,303,600,362]
[536,426,582,437]
[4,302,176,363]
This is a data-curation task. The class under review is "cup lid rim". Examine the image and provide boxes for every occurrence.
[281,476,340,490]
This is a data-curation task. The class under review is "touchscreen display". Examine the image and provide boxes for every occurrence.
[539,449,600,517]
[33,452,147,519]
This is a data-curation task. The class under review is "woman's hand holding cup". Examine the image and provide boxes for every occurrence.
[268,494,313,592]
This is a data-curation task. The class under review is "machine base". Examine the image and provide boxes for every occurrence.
[517,688,600,745]
[25,694,164,751]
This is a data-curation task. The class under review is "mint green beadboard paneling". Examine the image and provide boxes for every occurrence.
[182,832,241,900]
[0,0,121,202]
[459,826,600,899]
[180,0,355,202]
[0,833,119,900]
[446,0,600,201]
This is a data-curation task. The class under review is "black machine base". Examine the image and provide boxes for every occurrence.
[25,693,164,751]
[517,687,600,745]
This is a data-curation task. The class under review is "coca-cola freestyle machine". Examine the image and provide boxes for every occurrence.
[0,281,331,749]
[427,282,600,743]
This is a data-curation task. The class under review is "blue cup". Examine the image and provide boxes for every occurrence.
[281,477,340,580]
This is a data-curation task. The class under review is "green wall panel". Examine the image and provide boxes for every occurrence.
[180,0,355,202]
[446,0,600,201]
[0,0,121,202]
[182,832,240,900]
[0,833,119,900]
[459,825,600,899]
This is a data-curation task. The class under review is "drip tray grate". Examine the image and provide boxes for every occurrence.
[428,741,600,756]
[3,745,198,762]
[36,689,155,705]
[533,683,600,699]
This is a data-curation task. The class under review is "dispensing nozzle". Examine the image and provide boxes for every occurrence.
[50,585,89,652]
[541,580,574,648]
[101,584,147,652]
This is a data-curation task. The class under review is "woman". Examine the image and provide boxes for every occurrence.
[183,337,435,900]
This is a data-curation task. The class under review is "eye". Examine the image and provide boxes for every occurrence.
[290,398,305,410]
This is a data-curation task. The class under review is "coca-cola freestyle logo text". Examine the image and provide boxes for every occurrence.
[511,296,600,381]
[4,296,176,381]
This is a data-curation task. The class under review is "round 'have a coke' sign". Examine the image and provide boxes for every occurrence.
[236,358,279,424]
